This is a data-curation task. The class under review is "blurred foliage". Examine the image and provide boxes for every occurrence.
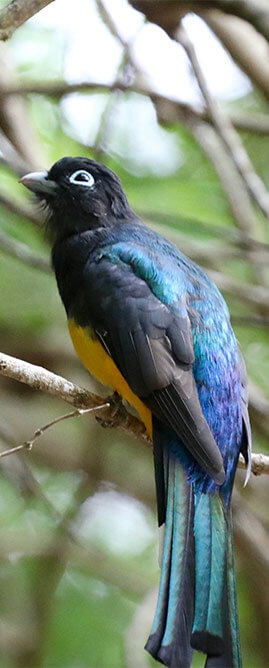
[0,2,269,667]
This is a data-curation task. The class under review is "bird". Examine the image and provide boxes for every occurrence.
[20,156,251,668]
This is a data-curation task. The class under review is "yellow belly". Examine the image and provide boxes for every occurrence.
[68,319,152,437]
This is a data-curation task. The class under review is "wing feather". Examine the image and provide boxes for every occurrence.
[72,254,225,483]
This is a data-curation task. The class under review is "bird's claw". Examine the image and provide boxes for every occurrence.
[95,392,124,429]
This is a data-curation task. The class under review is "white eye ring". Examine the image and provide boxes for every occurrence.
[69,169,95,187]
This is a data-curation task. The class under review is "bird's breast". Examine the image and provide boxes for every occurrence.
[68,318,152,436]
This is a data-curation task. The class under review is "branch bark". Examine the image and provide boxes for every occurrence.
[202,9,269,99]
[0,0,55,41]
[177,25,269,221]
[131,1,269,43]
[1,81,269,134]
[0,228,50,271]
[0,351,150,444]
[0,190,40,224]
[0,351,268,475]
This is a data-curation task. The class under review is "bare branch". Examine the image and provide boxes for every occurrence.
[0,0,55,41]
[198,1,269,42]
[131,1,269,43]
[206,267,269,313]
[0,403,110,459]
[0,351,150,444]
[1,79,269,134]
[0,43,45,166]
[0,190,40,224]
[158,102,268,285]
[0,351,268,476]
[167,108,257,236]
[96,0,129,47]
[0,228,50,271]
[202,10,269,99]
[177,26,269,220]
[0,129,38,175]
[238,452,269,475]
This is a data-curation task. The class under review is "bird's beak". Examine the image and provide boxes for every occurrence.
[19,171,57,196]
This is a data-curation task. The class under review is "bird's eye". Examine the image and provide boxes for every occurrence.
[69,170,95,187]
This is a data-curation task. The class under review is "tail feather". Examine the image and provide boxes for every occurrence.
[191,494,227,655]
[192,498,242,668]
[145,450,175,657]
[145,421,241,668]
[226,509,241,668]
[158,461,194,667]
[145,423,195,667]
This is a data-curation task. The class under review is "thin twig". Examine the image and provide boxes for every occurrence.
[0,351,150,443]
[0,228,50,272]
[0,351,268,475]
[155,102,258,234]
[0,403,110,459]
[0,191,40,225]
[177,26,269,220]
[231,315,269,327]
[0,129,38,175]
[206,268,269,313]
[0,0,55,41]
[140,209,269,250]
[1,79,269,134]
[164,106,267,285]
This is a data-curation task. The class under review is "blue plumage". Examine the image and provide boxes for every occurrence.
[97,222,243,489]
[21,157,251,668]
[94,222,248,666]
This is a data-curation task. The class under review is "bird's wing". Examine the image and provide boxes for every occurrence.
[71,250,225,484]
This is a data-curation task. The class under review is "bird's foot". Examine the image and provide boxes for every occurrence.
[95,392,124,429]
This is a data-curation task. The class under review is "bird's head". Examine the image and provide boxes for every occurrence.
[20,156,133,241]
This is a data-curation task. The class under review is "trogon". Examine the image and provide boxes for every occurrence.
[20,157,251,668]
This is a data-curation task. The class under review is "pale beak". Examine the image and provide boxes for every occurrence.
[19,171,57,196]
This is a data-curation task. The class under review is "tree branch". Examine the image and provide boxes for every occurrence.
[0,81,269,134]
[0,0,55,41]
[0,351,268,475]
[0,403,110,459]
[131,1,269,43]
[177,25,269,220]
[0,228,50,271]
[0,190,40,224]
[0,351,150,444]
[238,452,269,475]
[206,268,269,313]
[201,9,269,99]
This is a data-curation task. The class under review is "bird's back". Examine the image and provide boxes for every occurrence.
[53,219,242,497]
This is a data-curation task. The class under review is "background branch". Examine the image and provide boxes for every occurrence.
[0,228,50,271]
[0,0,55,41]
[177,25,269,220]
[1,79,269,134]
[0,3,268,665]
[132,0,269,42]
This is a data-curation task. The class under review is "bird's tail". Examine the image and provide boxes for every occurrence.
[192,493,241,668]
[145,421,241,668]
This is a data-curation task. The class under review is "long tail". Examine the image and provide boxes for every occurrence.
[145,419,242,668]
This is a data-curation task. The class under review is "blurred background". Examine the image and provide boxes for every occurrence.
[0,0,269,666]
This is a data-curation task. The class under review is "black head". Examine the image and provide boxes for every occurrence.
[20,157,133,241]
